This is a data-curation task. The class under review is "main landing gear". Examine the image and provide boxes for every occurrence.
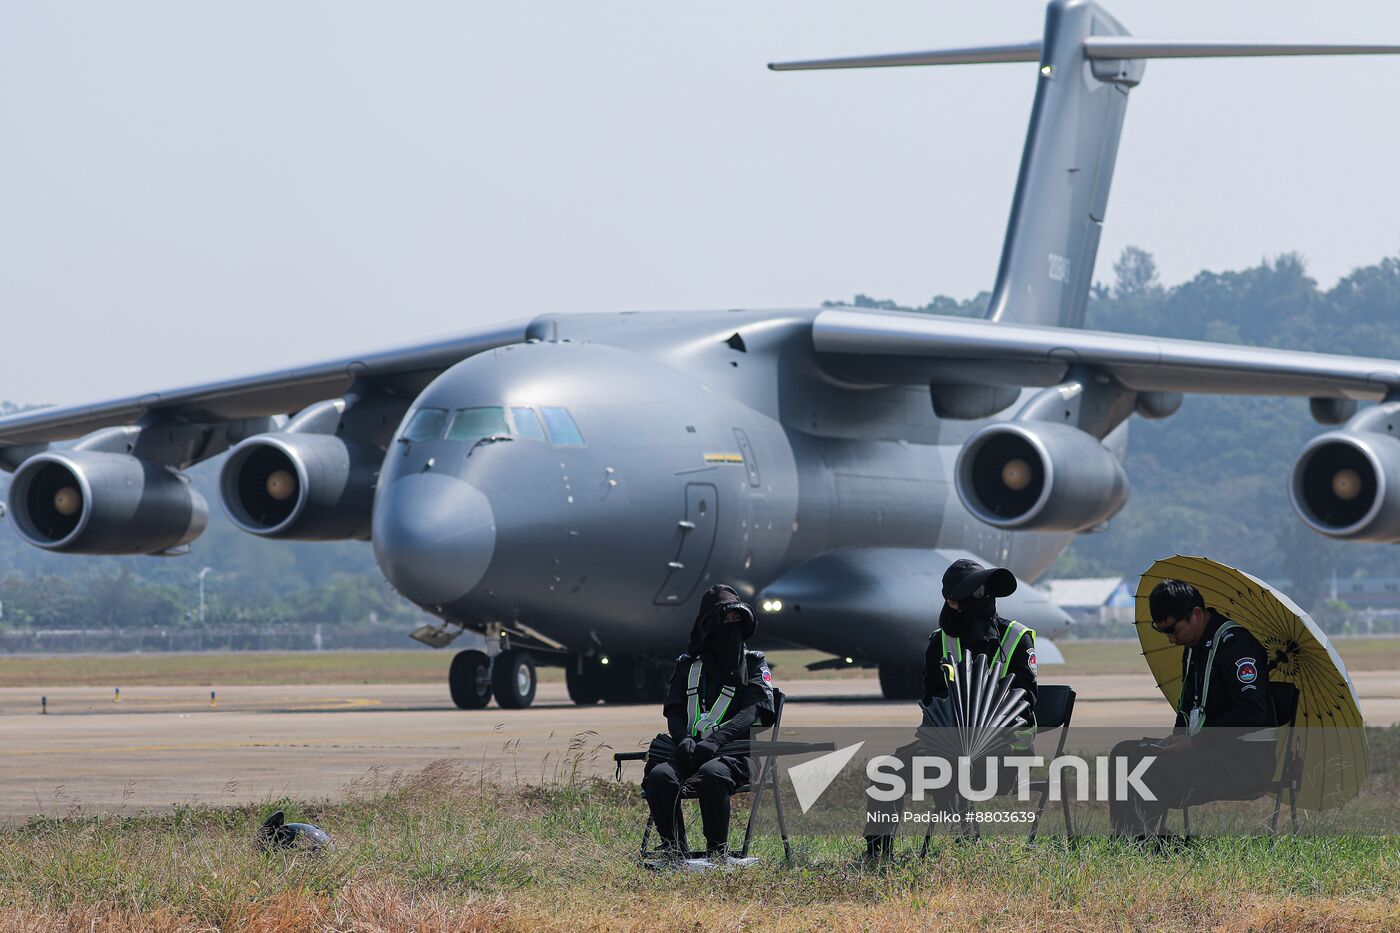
[566,655,666,706]
[878,662,923,700]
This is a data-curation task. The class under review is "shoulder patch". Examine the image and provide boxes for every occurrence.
[761,664,773,684]
[1235,657,1258,685]
[1027,648,1038,675]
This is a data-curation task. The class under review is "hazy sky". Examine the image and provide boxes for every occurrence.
[3,1,1399,406]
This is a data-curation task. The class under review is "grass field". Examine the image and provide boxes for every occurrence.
[1,748,1397,933]
[2,637,1398,688]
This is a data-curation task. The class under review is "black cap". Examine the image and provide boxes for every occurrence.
[941,558,1017,601]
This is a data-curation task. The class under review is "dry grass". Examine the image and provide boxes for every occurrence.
[1,755,1396,932]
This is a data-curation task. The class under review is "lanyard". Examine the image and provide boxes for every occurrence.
[1180,620,1239,735]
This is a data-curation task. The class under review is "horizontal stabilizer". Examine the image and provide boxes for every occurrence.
[768,41,1040,71]
[771,39,1400,72]
[1083,38,1400,60]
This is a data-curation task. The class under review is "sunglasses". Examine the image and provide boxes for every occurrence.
[1150,610,1196,635]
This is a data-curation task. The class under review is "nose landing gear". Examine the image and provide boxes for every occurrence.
[448,650,493,709]
[446,646,661,709]
[492,649,538,709]
[448,647,538,709]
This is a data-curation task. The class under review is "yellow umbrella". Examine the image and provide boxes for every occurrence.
[1135,556,1367,811]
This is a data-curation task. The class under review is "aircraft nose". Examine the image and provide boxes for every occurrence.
[372,473,496,606]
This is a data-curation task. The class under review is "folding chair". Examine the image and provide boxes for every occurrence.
[614,687,793,864]
[1027,684,1077,842]
[1157,680,1301,838]
[916,683,1076,856]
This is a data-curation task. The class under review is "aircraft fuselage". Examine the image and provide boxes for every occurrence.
[371,309,1079,663]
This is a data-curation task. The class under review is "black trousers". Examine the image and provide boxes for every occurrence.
[643,755,748,853]
[1108,737,1275,836]
[863,737,1030,839]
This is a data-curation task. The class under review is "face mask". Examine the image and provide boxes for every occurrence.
[954,596,996,619]
[703,621,745,681]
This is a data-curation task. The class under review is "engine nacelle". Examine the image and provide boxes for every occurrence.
[7,452,207,554]
[955,421,1128,531]
[1290,430,1400,541]
[219,433,381,540]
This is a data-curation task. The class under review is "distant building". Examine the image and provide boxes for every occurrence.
[1333,576,1400,611]
[1041,577,1134,626]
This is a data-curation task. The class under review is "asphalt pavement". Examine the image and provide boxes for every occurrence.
[3,673,1396,822]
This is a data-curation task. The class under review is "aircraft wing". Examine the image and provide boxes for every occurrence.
[812,308,1400,400]
[0,320,529,449]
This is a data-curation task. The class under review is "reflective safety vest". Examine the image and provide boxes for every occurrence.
[940,619,1033,679]
[685,659,735,739]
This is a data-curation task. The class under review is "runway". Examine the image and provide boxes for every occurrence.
[3,673,1397,822]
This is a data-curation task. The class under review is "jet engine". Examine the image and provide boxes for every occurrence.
[7,451,207,554]
[955,421,1128,531]
[1290,429,1400,541]
[219,433,381,540]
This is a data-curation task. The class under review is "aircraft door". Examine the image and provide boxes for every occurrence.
[653,483,719,605]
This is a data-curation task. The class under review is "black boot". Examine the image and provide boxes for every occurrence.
[863,834,894,866]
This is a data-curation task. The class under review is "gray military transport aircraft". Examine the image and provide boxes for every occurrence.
[4,0,1400,709]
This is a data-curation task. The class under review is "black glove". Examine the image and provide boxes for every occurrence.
[693,738,721,767]
[674,737,697,772]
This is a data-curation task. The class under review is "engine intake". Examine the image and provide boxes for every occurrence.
[1290,430,1400,541]
[220,433,381,540]
[955,421,1128,531]
[7,452,207,554]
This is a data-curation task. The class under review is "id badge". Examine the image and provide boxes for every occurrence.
[1187,707,1203,737]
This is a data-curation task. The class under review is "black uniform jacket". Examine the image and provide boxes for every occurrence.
[1174,612,1276,735]
[923,612,1038,726]
[663,649,776,746]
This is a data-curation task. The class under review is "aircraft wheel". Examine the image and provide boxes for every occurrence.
[603,657,654,704]
[493,649,538,709]
[646,663,669,702]
[878,663,923,701]
[449,649,493,709]
[566,658,603,705]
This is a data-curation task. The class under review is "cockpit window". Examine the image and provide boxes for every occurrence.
[510,407,546,442]
[446,406,510,442]
[540,407,585,446]
[402,408,449,441]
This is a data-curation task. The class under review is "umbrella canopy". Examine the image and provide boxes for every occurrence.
[1135,556,1366,811]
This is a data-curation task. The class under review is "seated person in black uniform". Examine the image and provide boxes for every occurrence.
[864,558,1039,861]
[1110,579,1278,836]
[643,584,775,866]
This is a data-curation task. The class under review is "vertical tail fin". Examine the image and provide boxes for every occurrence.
[770,0,1400,329]
[985,0,1137,329]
